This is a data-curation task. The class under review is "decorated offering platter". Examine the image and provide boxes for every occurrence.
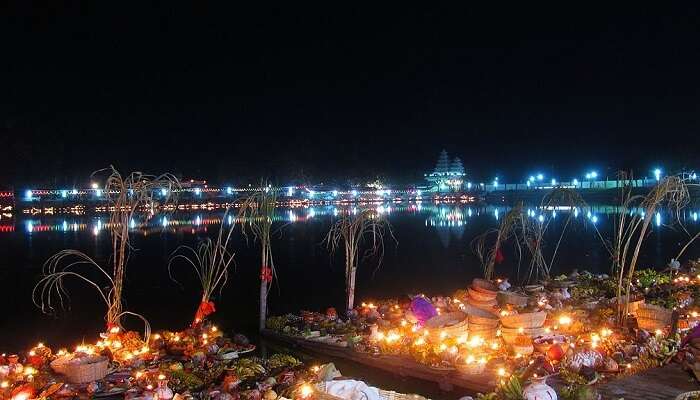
[266,262,700,399]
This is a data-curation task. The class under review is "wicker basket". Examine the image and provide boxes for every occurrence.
[472,278,498,292]
[467,297,498,311]
[637,317,669,331]
[456,360,487,375]
[468,287,497,302]
[511,342,534,355]
[497,291,529,307]
[468,326,498,339]
[425,312,468,340]
[50,356,109,383]
[500,311,547,329]
[468,314,499,327]
[636,304,672,322]
[501,327,546,344]
[675,391,700,400]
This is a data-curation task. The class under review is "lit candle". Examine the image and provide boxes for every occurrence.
[558,315,572,325]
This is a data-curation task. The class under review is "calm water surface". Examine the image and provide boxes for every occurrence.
[1,203,699,352]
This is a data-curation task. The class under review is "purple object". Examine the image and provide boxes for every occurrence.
[411,296,437,324]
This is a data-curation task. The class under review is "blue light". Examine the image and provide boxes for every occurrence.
[591,215,598,224]
[161,188,168,196]
[538,215,544,223]
[527,181,531,187]
[572,179,579,185]
[467,182,472,189]
[332,190,338,197]
[26,221,34,233]
[308,190,315,197]
[529,176,535,182]
[162,217,168,227]
[551,178,557,185]
[25,190,33,200]
[352,189,358,196]
[227,215,233,225]
[287,187,294,197]
[693,212,698,222]
[194,188,201,195]
[537,174,544,181]
[692,173,697,180]
[95,189,102,197]
[574,208,579,218]
[654,168,662,181]
[226,187,233,195]
[585,173,591,179]
[494,209,499,220]
[468,208,472,217]
[587,211,592,219]
[591,171,598,179]
[130,218,136,229]
[195,215,201,226]
[655,212,661,227]
[61,190,68,198]
[62,220,68,232]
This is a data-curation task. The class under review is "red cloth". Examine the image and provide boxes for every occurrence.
[495,247,505,264]
[193,300,216,325]
[261,266,273,282]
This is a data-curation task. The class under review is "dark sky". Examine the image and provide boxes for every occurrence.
[1,4,699,187]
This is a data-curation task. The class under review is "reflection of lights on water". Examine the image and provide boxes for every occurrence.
[693,212,698,222]
[226,187,233,195]
[194,188,201,195]
[591,215,599,224]
[162,217,168,227]
[332,207,338,217]
[130,218,136,229]
[538,215,544,223]
[351,190,358,196]
[308,208,316,219]
[288,210,297,222]
[93,226,99,236]
[332,190,338,197]
[26,221,34,233]
[468,208,472,217]
[195,215,202,226]
[287,187,294,196]
[587,211,592,219]
[227,215,233,225]
[574,208,579,218]
[96,189,102,197]
[61,190,68,198]
[62,221,68,232]
[494,209,499,220]
[552,210,556,218]
[655,212,661,227]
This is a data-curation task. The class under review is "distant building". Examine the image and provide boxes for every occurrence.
[425,149,466,192]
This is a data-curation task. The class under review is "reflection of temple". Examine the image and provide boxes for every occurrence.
[424,149,466,192]
[425,206,466,248]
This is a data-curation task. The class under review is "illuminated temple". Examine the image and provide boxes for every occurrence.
[425,149,466,192]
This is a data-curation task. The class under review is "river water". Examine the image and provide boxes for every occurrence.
[1,203,699,352]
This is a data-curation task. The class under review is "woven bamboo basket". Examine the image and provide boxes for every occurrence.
[675,391,700,400]
[500,311,546,329]
[468,287,497,302]
[501,327,546,344]
[467,325,498,339]
[467,297,498,311]
[636,304,672,322]
[497,291,529,307]
[50,356,109,383]
[637,317,669,331]
[425,312,468,340]
[472,278,498,292]
[455,360,487,375]
[468,314,499,327]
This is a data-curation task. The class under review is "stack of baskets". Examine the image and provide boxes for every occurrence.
[424,311,468,342]
[461,304,499,339]
[466,278,498,311]
[499,311,547,345]
[636,303,672,331]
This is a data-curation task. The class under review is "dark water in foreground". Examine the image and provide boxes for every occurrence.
[1,203,699,353]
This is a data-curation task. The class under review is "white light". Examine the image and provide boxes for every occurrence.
[538,215,544,223]
[226,187,233,195]
[195,215,201,226]
[654,168,662,181]
[551,178,557,185]
[573,179,579,185]
[587,211,592,219]
[287,187,294,196]
[332,190,338,197]
[655,212,661,227]
[693,212,698,222]
[62,220,68,231]
[96,189,102,197]
[591,171,598,179]
[61,190,68,198]
[692,173,698,180]
[585,173,591,179]
[415,190,421,196]
[574,208,579,218]
[467,182,472,189]
[162,217,168,227]
[494,209,499,220]
[527,181,531,187]
[529,176,535,182]
[592,215,599,224]
[25,190,33,200]
[194,188,201,195]
[129,219,136,229]
[351,189,358,196]
[91,182,99,189]
[537,173,544,180]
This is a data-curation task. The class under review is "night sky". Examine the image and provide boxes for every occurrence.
[2,4,700,187]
